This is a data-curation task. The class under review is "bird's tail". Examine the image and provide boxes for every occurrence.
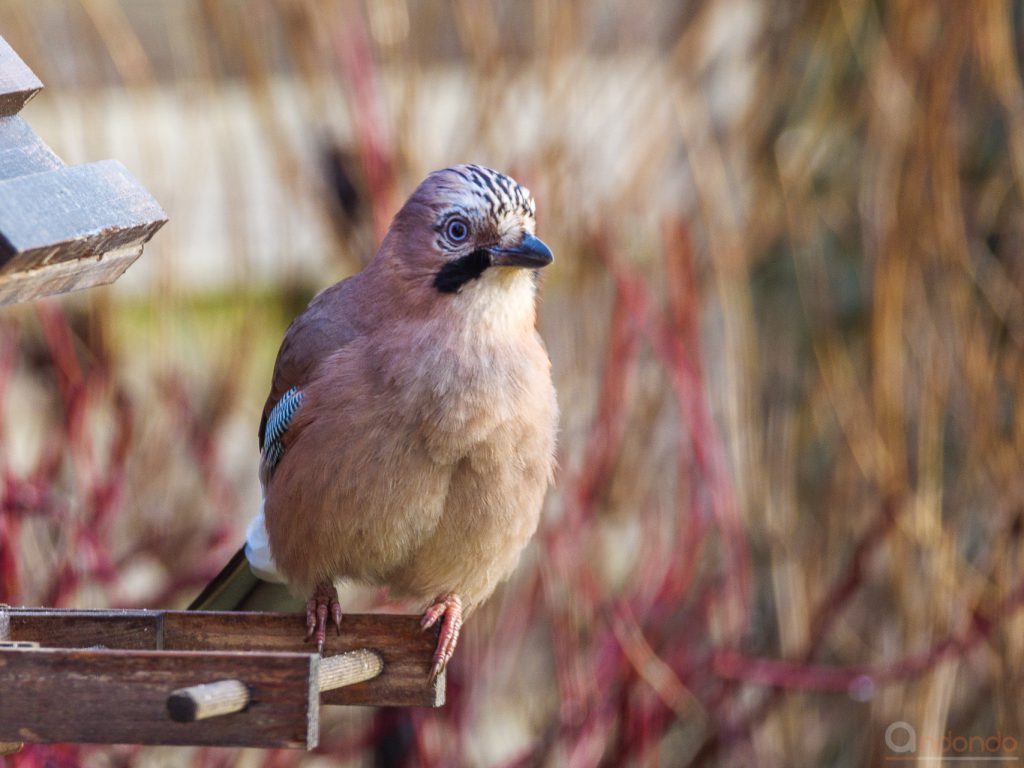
[188,504,302,612]
[188,546,302,611]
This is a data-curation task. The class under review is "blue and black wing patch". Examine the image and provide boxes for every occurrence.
[259,386,304,484]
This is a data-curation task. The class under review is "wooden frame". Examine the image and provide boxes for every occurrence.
[0,608,444,750]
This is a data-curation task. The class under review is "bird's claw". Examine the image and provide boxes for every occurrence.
[305,581,343,653]
[421,592,462,683]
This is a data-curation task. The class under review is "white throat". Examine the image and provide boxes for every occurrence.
[449,267,537,338]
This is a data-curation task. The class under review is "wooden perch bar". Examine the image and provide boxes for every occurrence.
[167,678,251,723]
[166,649,385,724]
[318,648,384,692]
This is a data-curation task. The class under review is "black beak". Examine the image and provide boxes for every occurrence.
[487,233,554,269]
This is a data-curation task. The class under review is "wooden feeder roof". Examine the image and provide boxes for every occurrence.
[0,35,166,306]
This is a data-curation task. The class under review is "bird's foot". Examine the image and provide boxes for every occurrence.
[420,592,463,683]
[305,580,343,654]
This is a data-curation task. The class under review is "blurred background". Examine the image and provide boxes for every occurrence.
[1,0,1023,765]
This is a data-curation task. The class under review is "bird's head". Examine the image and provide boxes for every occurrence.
[381,164,553,297]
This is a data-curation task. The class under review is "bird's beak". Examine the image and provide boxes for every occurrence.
[487,234,554,269]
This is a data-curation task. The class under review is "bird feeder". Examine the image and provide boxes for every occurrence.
[0,37,445,754]
[0,608,443,751]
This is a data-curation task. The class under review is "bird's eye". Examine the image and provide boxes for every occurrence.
[445,217,470,243]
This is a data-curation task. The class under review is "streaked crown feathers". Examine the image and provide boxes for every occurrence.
[419,164,537,232]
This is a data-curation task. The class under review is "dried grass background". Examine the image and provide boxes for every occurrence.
[1,1,1024,766]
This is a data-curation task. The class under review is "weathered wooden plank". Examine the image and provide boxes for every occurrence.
[0,37,42,117]
[0,242,144,306]
[162,612,444,707]
[0,116,63,180]
[0,647,318,748]
[0,160,167,270]
[2,607,159,649]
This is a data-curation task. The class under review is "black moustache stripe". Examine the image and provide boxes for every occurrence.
[434,249,491,294]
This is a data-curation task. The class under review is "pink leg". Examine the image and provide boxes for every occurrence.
[420,592,463,683]
[305,580,343,654]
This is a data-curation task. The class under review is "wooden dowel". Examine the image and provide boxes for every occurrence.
[166,679,250,723]
[164,650,383,724]
[318,649,383,692]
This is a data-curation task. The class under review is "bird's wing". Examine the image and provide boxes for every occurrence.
[257,277,366,492]
[258,277,363,451]
[259,386,305,487]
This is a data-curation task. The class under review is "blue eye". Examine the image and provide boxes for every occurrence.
[445,217,470,242]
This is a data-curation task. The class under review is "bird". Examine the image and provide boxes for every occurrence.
[190,164,558,681]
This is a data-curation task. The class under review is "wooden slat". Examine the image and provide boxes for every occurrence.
[0,116,63,180]
[0,242,144,306]
[3,607,159,649]
[0,160,167,270]
[0,647,318,748]
[162,612,444,707]
[0,36,42,117]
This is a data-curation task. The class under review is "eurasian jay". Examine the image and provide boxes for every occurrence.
[190,164,558,681]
